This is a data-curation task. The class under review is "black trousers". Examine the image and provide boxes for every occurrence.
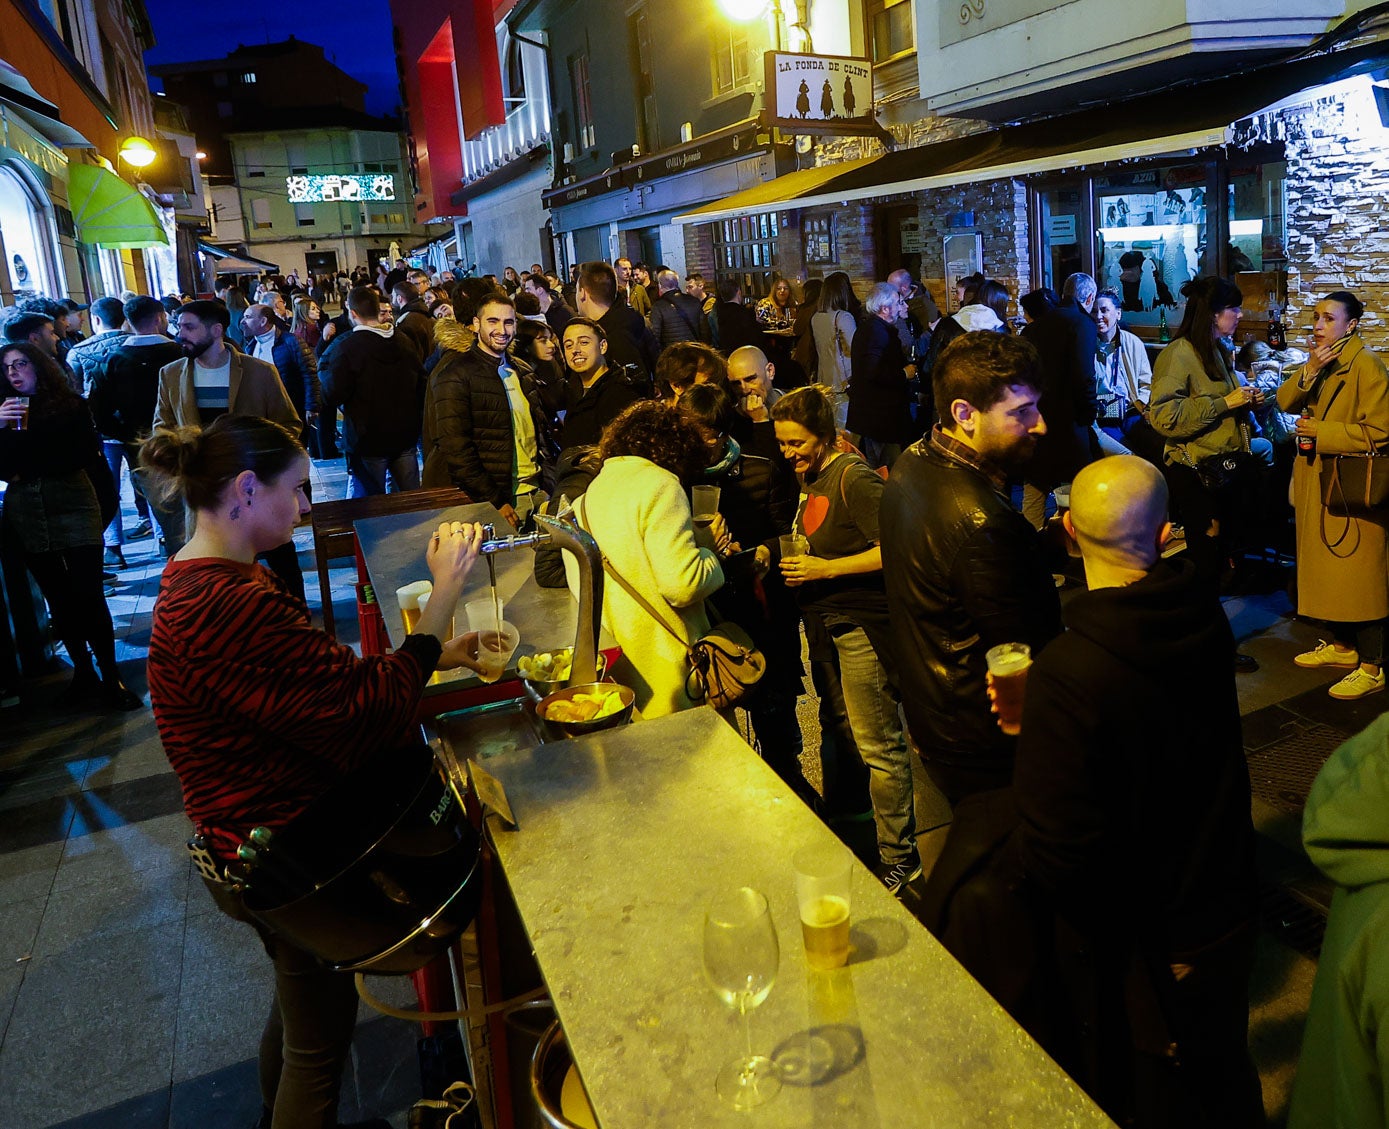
[24,544,118,678]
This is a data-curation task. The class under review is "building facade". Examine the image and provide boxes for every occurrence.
[213,121,427,280]
[662,0,1389,350]
[1,0,178,306]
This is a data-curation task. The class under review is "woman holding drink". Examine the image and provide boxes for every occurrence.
[0,342,139,709]
[1276,290,1389,700]
[142,415,487,1129]
[770,386,919,895]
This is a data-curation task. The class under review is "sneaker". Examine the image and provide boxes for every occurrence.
[1294,640,1360,669]
[124,520,153,541]
[103,546,126,569]
[877,854,923,897]
[1328,667,1386,701]
[1235,652,1259,674]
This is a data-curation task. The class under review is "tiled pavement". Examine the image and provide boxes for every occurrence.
[0,459,1370,1128]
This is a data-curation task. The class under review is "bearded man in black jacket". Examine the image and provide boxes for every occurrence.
[422,293,555,528]
[880,331,1063,805]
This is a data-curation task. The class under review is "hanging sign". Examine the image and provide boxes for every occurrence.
[764,52,876,136]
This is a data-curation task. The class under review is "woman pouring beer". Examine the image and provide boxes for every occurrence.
[142,415,487,1129]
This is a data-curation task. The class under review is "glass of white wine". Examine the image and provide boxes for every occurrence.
[703,886,781,1109]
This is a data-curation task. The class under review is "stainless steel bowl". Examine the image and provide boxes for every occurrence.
[535,681,636,738]
[520,652,606,704]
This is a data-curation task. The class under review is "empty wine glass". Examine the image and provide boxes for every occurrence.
[703,886,781,1109]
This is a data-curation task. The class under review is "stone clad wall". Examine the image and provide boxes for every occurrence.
[1266,86,1389,351]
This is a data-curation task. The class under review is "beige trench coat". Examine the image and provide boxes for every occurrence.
[1276,335,1389,623]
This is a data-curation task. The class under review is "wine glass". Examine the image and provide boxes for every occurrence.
[702,887,781,1109]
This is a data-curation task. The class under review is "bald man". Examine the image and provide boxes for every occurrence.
[944,456,1262,1126]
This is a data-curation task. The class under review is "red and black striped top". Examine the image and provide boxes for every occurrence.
[148,557,440,862]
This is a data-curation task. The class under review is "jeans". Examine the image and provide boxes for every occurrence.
[206,880,360,1129]
[102,439,149,545]
[346,449,420,498]
[859,438,903,471]
[825,620,916,865]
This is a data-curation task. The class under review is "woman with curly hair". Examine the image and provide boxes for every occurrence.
[568,400,727,716]
[0,342,139,709]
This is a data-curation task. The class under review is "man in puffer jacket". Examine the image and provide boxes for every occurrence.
[422,293,556,528]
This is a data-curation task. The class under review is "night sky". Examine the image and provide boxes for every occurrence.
[141,0,402,116]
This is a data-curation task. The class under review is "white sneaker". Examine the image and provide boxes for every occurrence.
[1294,640,1360,669]
[1328,668,1386,700]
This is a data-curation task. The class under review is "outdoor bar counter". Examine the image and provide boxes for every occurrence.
[447,706,1117,1128]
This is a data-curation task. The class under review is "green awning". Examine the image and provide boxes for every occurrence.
[67,163,168,249]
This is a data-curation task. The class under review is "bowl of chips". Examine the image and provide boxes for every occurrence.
[535,681,636,738]
[517,648,606,703]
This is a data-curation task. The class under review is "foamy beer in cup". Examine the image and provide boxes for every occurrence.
[395,581,433,634]
[985,642,1032,736]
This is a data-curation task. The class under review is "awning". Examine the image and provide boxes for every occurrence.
[67,163,167,248]
[677,38,1389,225]
[198,242,278,274]
[0,58,94,148]
[676,119,1230,226]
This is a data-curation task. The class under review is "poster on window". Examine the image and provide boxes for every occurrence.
[764,52,876,136]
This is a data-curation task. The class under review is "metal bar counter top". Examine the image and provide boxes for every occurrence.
[471,706,1116,1128]
[354,501,614,695]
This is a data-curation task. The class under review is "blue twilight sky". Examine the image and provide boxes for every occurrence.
[141,0,402,116]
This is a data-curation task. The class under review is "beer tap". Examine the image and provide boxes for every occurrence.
[471,517,605,687]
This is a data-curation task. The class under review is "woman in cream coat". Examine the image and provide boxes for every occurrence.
[570,401,725,717]
[1277,290,1389,701]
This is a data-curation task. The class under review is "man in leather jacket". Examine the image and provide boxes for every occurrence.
[880,331,1063,804]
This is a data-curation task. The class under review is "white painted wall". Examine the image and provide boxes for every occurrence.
[915,0,1354,117]
[464,164,552,275]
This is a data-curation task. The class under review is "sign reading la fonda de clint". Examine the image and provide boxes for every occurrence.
[764,51,876,136]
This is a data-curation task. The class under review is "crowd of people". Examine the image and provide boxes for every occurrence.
[3,249,1388,1129]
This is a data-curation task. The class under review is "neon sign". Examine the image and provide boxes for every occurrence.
[286,174,396,203]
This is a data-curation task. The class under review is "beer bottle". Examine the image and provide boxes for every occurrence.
[1298,409,1315,462]
[1157,307,1170,343]
[1267,309,1287,351]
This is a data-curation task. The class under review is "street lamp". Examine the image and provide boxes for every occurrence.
[119,136,157,168]
[717,0,767,17]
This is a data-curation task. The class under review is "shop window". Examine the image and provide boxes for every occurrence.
[0,164,58,299]
[1095,163,1211,334]
[713,212,779,299]
[242,72,257,84]
[713,28,751,96]
[1227,159,1288,322]
[868,0,914,63]
[803,214,836,265]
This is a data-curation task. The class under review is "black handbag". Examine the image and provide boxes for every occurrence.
[1320,453,1389,518]
[1194,449,1260,493]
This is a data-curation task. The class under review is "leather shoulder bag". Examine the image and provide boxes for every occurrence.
[600,554,766,710]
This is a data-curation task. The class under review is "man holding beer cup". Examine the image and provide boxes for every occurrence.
[986,457,1261,1127]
